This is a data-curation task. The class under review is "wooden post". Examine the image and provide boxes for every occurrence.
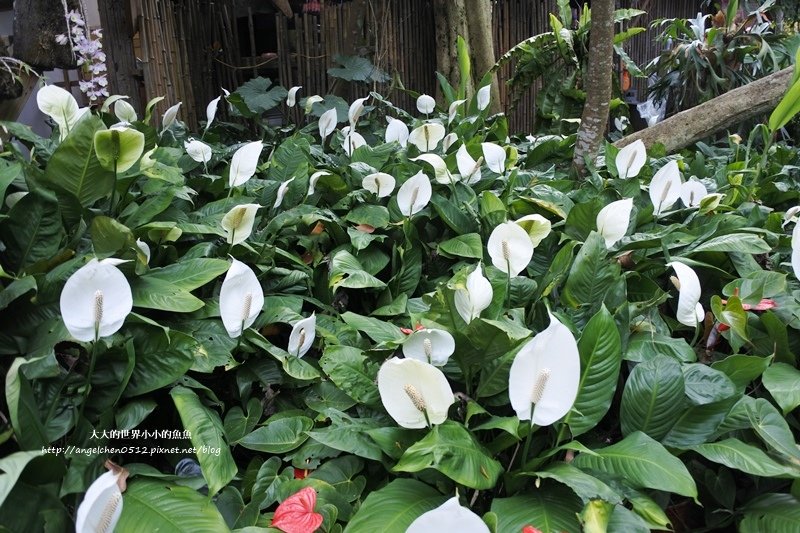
[98,0,142,113]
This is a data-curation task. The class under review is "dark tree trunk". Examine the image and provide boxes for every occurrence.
[465,0,500,113]
[98,0,142,113]
[433,0,471,101]
[572,0,615,175]
[13,0,79,69]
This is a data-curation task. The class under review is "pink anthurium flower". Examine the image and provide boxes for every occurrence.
[271,487,323,533]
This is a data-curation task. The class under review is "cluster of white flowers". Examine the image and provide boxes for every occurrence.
[56,10,108,102]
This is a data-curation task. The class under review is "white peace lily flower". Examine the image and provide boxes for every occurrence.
[377,357,454,428]
[442,132,458,152]
[668,260,703,327]
[416,94,436,114]
[649,160,682,215]
[515,214,552,248]
[308,170,330,195]
[220,259,264,338]
[456,144,482,185]
[596,198,633,248]
[221,203,261,245]
[614,116,630,132]
[184,138,212,164]
[288,313,316,357]
[205,95,221,132]
[161,102,182,132]
[407,497,490,533]
[36,84,90,140]
[114,99,137,123]
[454,264,493,324]
[385,117,409,147]
[348,96,369,126]
[448,99,466,123]
[362,172,396,198]
[408,123,446,152]
[783,206,800,228]
[135,239,151,264]
[229,141,264,187]
[680,179,708,208]
[286,86,302,107]
[319,108,338,142]
[476,85,491,111]
[403,328,455,366]
[304,95,324,114]
[274,177,295,209]
[412,154,452,184]
[509,312,580,425]
[60,258,133,342]
[792,222,800,279]
[481,142,506,173]
[5,191,27,209]
[487,221,534,277]
[75,462,128,533]
[615,139,647,179]
[397,171,432,217]
[343,131,367,156]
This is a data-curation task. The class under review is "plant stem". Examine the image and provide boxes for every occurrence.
[108,160,118,216]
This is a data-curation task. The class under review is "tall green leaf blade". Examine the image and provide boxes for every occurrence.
[693,439,799,478]
[43,114,114,206]
[344,479,447,532]
[740,493,800,533]
[491,484,583,533]
[572,431,698,499]
[0,190,64,272]
[562,232,622,323]
[620,354,685,440]
[144,258,230,291]
[170,386,237,496]
[0,451,43,508]
[762,363,800,415]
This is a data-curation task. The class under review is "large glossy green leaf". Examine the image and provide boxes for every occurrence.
[688,233,771,254]
[125,327,195,396]
[94,127,145,173]
[329,250,385,290]
[740,493,800,533]
[711,354,771,393]
[131,277,205,312]
[0,451,43,508]
[239,416,313,453]
[319,345,380,406]
[343,479,447,532]
[746,398,800,463]
[4,356,49,449]
[43,114,114,206]
[572,431,698,499]
[144,258,230,291]
[693,439,799,478]
[0,189,65,272]
[661,397,738,448]
[565,306,622,437]
[491,484,583,533]
[437,233,483,259]
[769,68,800,131]
[170,386,237,496]
[340,312,404,344]
[562,232,622,324]
[625,332,696,363]
[534,462,622,504]
[307,414,384,461]
[762,363,800,415]
[620,354,686,440]
[393,420,503,489]
[117,478,230,531]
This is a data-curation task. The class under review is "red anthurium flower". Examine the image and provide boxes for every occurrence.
[271,487,323,533]
[400,324,425,335]
[293,467,311,480]
[720,298,777,312]
[522,526,543,533]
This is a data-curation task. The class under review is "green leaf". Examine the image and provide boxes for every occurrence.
[43,114,114,206]
[239,416,313,454]
[307,413,384,461]
[144,258,230,291]
[329,250,386,290]
[0,190,65,272]
[682,364,736,405]
[661,397,738,448]
[232,77,288,115]
[711,354,771,393]
[343,479,447,533]
[94,127,145,172]
[170,386,237,496]
[131,277,205,312]
[491,485,583,533]
[309,456,366,503]
[5,356,50,449]
[746,398,800,463]
[689,233,771,254]
[625,332,696,363]
[693,439,799,478]
[0,451,43,508]
[620,355,686,440]
[393,420,503,489]
[90,215,135,254]
[125,327,195,396]
[438,233,484,259]
[762,363,800,415]
[0,276,37,311]
[319,345,380,406]
[534,462,622,504]
[116,478,230,532]
[0,162,22,201]
[430,194,478,234]
[562,232,621,323]
[565,306,622,437]
[769,72,800,132]
[223,397,262,443]
[572,431,698,499]
[740,493,800,533]
[340,312,404,344]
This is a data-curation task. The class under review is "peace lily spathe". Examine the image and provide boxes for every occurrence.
[456,144,482,185]
[220,259,264,338]
[75,461,128,533]
[205,95,221,132]
[94,125,145,173]
[615,139,647,179]
[229,141,264,187]
[348,96,368,126]
[406,497,489,533]
[412,154,452,184]
[221,203,260,245]
[319,108,338,142]
[363,172,396,198]
[304,95,323,113]
[36,84,90,140]
[60,258,133,342]
[397,171,432,217]
[161,102,182,132]
[286,86,302,107]
[135,239,151,265]
[403,328,455,366]
[274,178,295,209]
[308,170,330,195]
[649,160,682,215]
[342,130,367,156]
[515,214,552,248]
[668,260,704,327]
[114,99,137,123]
[481,142,506,173]
[792,222,800,280]
[784,206,800,228]
[680,179,708,208]
[487,221,534,277]
[184,138,212,164]
[385,118,409,147]
[448,99,466,123]
[508,313,580,425]
[442,132,458,152]
[416,94,436,114]
[288,313,316,357]
[408,123,446,152]
[454,264,493,324]
[377,357,454,428]
[596,198,633,248]
[476,84,491,111]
